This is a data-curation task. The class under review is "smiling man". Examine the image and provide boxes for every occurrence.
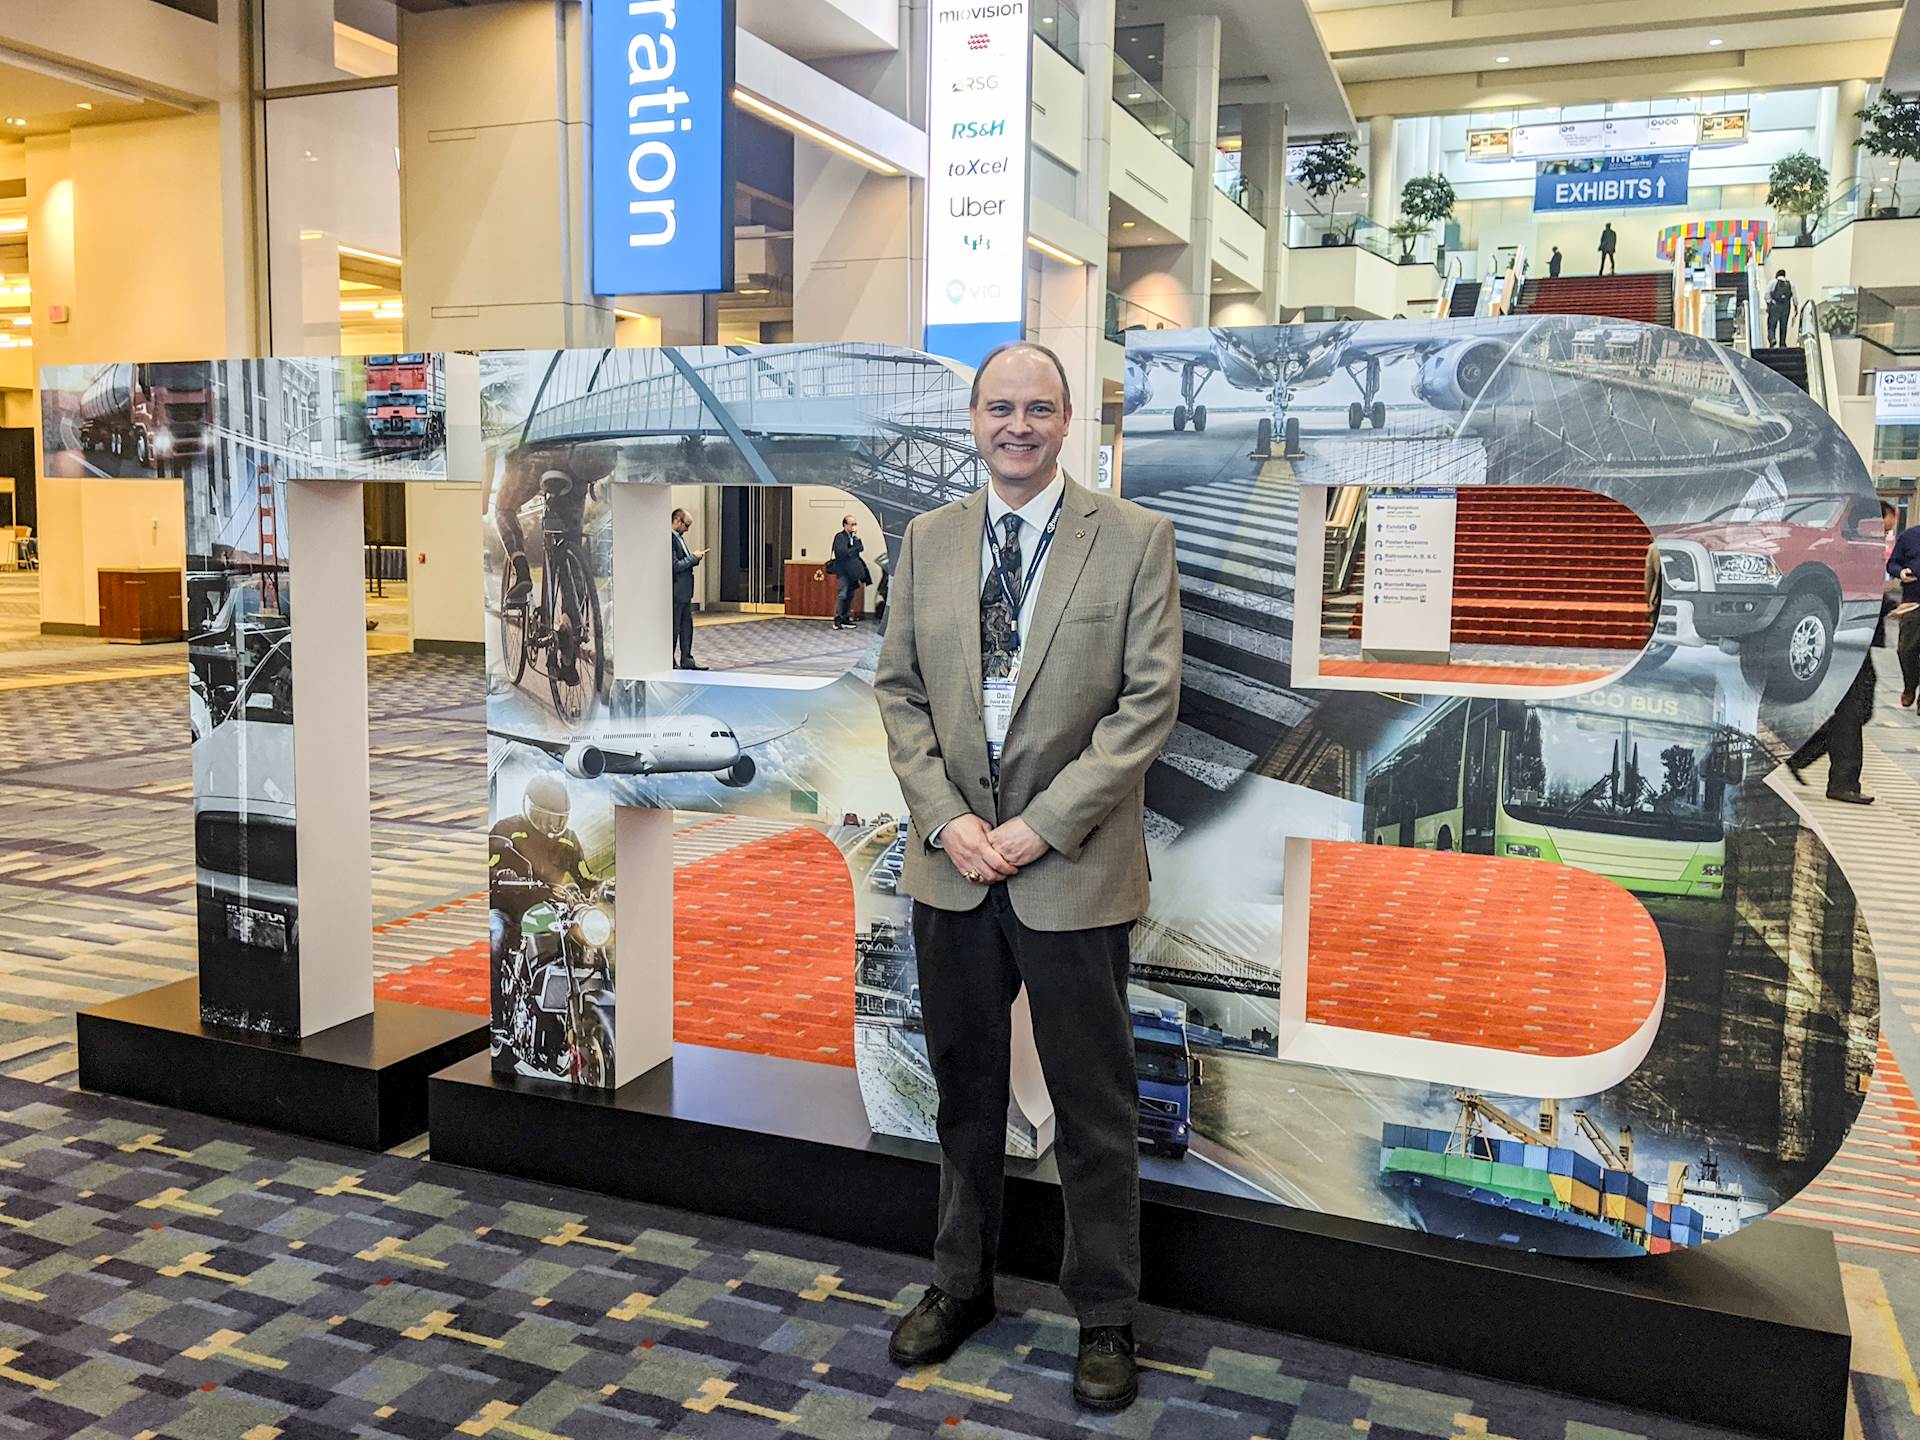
[873,341,1183,1410]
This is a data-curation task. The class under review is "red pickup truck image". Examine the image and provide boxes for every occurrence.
[1652,491,1886,701]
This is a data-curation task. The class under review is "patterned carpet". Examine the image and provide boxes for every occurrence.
[0,1075,1750,1440]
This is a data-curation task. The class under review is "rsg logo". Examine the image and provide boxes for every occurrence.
[951,119,1007,140]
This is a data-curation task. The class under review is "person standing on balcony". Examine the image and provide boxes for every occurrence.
[1548,246,1563,279]
[1597,223,1618,276]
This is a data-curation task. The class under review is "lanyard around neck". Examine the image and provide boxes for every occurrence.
[988,492,1064,648]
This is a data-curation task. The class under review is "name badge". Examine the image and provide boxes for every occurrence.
[983,672,1017,760]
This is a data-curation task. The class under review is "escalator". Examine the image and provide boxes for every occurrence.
[1749,347,1809,392]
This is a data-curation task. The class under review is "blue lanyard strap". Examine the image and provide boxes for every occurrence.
[988,492,1064,647]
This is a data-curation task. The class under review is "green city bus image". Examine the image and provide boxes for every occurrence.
[1361,687,1745,899]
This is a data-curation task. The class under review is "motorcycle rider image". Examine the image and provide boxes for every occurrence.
[489,772,617,1083]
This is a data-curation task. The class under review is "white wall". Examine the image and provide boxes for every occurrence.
[1283,244,1444,318]
[1031,40,1086,172]
[1109,105,1193,242]
[1211,192,1268,290]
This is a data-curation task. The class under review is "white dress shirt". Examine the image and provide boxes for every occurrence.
[930,472,1066,850]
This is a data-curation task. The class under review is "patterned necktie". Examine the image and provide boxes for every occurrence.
[981,512,1024,682]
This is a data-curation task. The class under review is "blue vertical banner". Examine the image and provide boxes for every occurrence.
[923,1,1033,369]
[589,0,735,297]
[1534,152,1689,213]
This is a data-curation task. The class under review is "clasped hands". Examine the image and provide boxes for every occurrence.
[943,813,1048,883]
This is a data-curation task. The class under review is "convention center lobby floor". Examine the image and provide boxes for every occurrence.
[7,581,1920,1438]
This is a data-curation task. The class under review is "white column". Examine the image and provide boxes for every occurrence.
[1831,79,1868,192]
[1240,101,1290,322]
[398,0,615,651]
[1158,14,1222,325]
[1368,115,1397,229]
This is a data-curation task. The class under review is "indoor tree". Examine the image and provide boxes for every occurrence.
[1394,174,1456,262]
[1766,151,1829,244]
[1856,91,1920,216]
[1298,137,1366,244]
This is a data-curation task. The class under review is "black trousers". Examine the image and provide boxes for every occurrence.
[673,597,694,666]
[834,574,859,625]
[1790,654,1874,795]
[1598,251,1616,275]
[911,888,1140,1326]
[1897,613,1920,695]
[1767,305,1790,348]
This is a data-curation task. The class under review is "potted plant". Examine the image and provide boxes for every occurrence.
[1820,301,1857,337]
[1298,137,1366,245]
[1855,92,1920,218]
[1395,174,1456,262]
[1766,151,1829,245]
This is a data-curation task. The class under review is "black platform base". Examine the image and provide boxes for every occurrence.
[79,978,489,1151]
[431,1045,1850,1440]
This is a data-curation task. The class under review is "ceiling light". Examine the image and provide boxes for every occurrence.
[613,307,648,321]
[1027,235,1087,266]
[1041,15,1053,21]
[1495,55,1510,64]
[338,242,401,266]
[1128,91,1143,100]
[75,102,91,111]
[0,219,23,234]
[733,89,900,176]
[1121,220,1137,229]
[1707,36,1723,45]
[10,317,27,327]
[737,287,771,296]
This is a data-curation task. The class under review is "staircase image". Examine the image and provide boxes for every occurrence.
[1512,273,1673,327]
[1326,487,1656,652]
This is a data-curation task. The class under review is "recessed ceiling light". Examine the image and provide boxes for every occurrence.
[1707,36,1722,45]
[1121,220,1136,229]
[1128,91,1143,100]
[75,102,91,111]
[1495,55,1510,64]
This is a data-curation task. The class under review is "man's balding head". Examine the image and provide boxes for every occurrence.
[970,342,1073,412]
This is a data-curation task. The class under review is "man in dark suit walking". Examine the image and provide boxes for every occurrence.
[671,507,707,671]
[874,342,1183,1411]
[1598,222,1618,276]
[828,515,870,629]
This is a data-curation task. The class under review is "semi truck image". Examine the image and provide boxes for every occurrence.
[364,353,444,451]
[1130,985,1200,1158]
[79,362,210,475]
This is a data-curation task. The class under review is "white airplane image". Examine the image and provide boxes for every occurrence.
[1122,321,1525,457]
[491,715,806,788]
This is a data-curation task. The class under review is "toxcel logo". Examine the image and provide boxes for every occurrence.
[624,0,689,250]
[948,157,1010,177]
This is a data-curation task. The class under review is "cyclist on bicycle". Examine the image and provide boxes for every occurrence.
[493,441,617,683]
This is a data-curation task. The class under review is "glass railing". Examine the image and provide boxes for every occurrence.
[1213,170,1265,221]
[1104,290,1181,341]
[1856,288,1920,355]
[1793,176,1920,247]
[1797,300,1829,412]
[1113,55,1188,157]
[1032,0,1080,64]
[1286,211,1421,264]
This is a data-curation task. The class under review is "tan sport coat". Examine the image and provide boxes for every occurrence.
[873,476,1183,931]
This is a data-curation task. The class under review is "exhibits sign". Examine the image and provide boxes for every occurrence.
[1535,152,1690,211]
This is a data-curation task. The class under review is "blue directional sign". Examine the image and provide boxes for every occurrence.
[1534,152,1689,213]
[589,0,735,296]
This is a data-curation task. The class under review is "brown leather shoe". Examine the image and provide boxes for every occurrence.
[887,1285,995,1366]
[1074,1324,1139,1410]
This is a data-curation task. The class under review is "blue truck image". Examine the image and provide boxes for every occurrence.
[1130,985,1200,1159]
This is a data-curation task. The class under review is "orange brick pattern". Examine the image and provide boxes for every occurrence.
[1318,659,1619,687]
[376,825,859,1068]
[1307,841,1663,1055]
